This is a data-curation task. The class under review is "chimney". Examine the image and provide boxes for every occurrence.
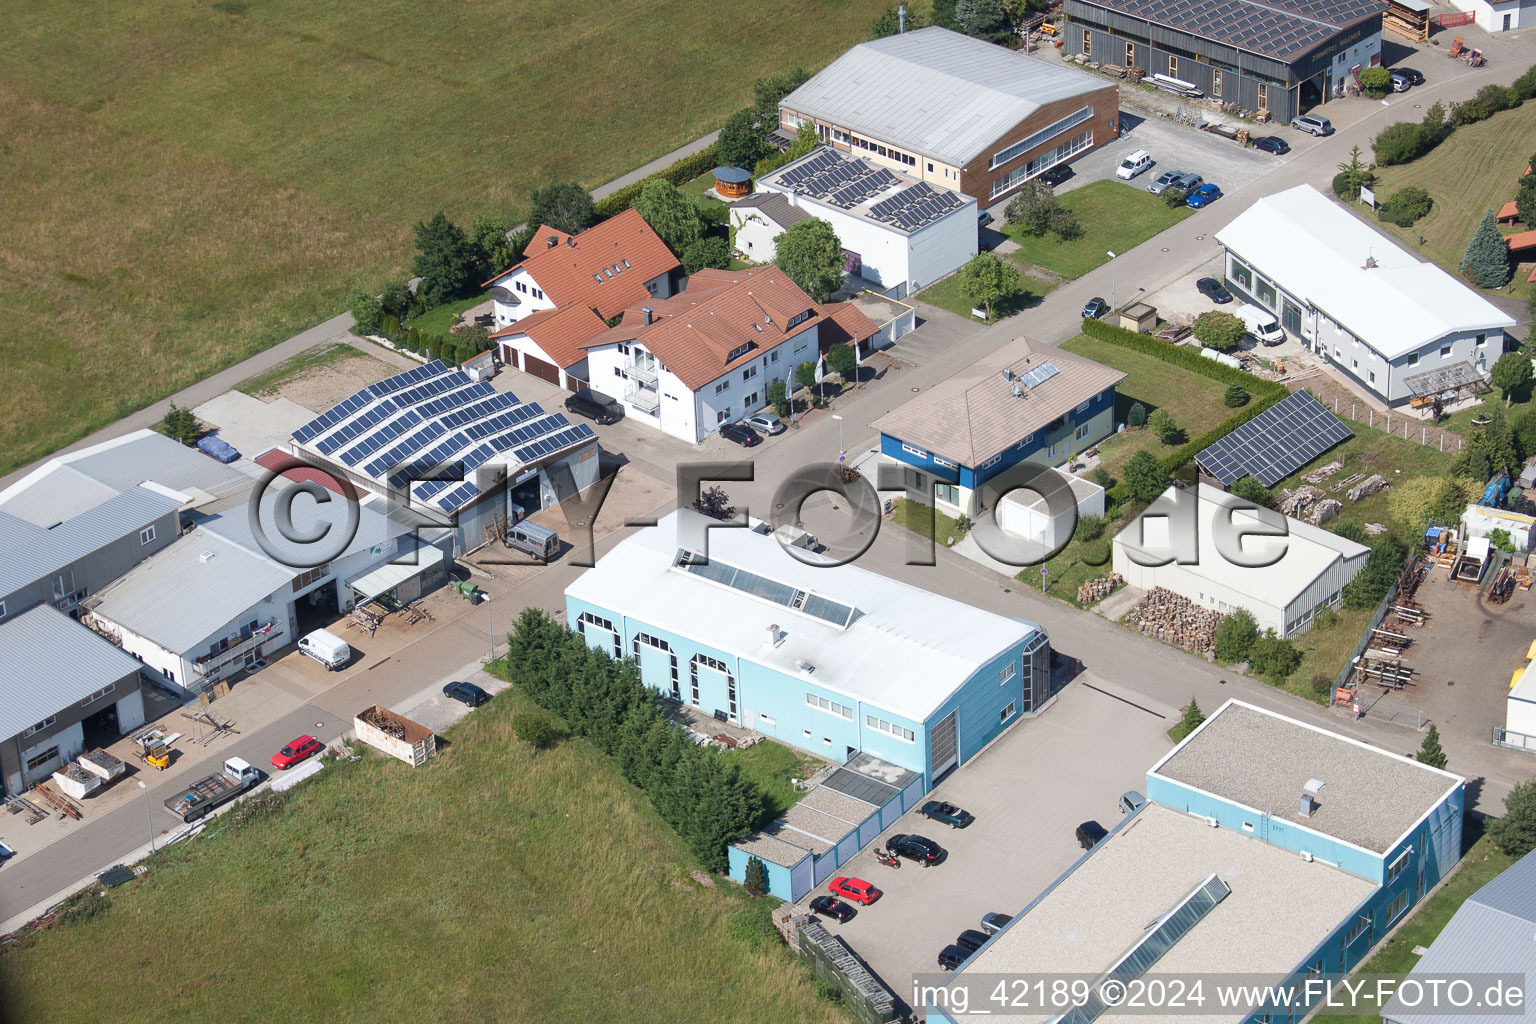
[766,623,783,646]
[546,235,558,249]
[642,306,653,326]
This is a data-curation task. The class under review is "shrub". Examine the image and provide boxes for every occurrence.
[743,855,767,896]
[1377,186,1433,228]
[1230,476,1271,506]
[1310,673,1334,698]
[1515,64,1536,103]
[57,885,111,925]
[1223,385,1249,407]
[1193,310,1246,352]
[682,236,731,275]
[1248,630,1300,681]
[1148,408,1183,445]
[826,343,857,379]
[1358,65,1392,98]
[1314,607,1338,632]
[1092,467,1114,489]
[1127,402,1147,428]
[1075,514,1105,542]
[592,144,721,220]
[1489,778,1536,857]
[1213,607,1259,662]
[1124,450,1171,503]
[1371,122,1426,167]
[347,287,383,336]
[1162,187,1188,209]
[1343,536,1407,609]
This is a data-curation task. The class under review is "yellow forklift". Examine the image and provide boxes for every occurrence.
[132,726,179,771]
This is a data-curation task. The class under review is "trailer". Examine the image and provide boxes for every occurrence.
[163,757,261,822]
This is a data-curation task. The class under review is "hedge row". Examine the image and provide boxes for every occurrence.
[501,607,762,873]
[592,142,723,220]
[1078,317,1289,473]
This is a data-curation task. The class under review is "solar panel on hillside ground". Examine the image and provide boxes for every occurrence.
[1197,390,1353,487]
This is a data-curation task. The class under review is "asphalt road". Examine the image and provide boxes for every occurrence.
[6,57,1534,929]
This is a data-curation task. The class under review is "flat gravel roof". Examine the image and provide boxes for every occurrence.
[1154,702,1459,853]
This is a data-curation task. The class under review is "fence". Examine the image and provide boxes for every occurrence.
[1430,10,1476,28]
[1493,725,1536,753]
[1313,390,1463,453]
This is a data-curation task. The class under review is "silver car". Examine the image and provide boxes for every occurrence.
[1290,113,1333,136]
[744,412,786,436]
[1149,171,1201,196]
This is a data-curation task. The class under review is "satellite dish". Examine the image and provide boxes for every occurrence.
[489,286,517,304]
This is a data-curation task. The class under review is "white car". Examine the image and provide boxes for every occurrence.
[1115,149,1152,180]
[744,412,786,436]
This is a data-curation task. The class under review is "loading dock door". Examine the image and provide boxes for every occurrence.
[930,711,959,780]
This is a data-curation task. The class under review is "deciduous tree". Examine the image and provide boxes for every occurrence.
[1124,449,1170,503]
[1492,351,1533,406]
[682,236,730,275]
[959,252,1019,319]
[347,288,383,336]
[528,182,596,236]
[774,218,845,302]
[513,709,565,756]
[1230,476,1271,506]
[1213,607,1259,663]
[1488,778,1536,857]
[1193,310,1246,352]
[633,179,704,253]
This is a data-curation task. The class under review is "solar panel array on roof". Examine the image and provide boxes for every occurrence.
[1018,360,1060,389]
[1197,390,1353,487]
[864,179,964,232]
[295,359,596,514]
[777,149,841,187]
[1093,0,1380,59]
[675,550,862,629]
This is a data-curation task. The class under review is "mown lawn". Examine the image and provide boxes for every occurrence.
[891,496,969,545]
[1361,98,1536,292]
[1060,333,1231,479]
[915,264,1054,323]
[0,0,894,475]
[1325,830,1513,1024]
[1003,180,1194,279]
[0,688,848,1024]
[406,292,491,339]
[236,343,369,397]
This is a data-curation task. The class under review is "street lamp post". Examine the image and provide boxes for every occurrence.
[1107,251,1117,312]
[483,594,494,664]
[137,779,155,853]
[832,414,845,461]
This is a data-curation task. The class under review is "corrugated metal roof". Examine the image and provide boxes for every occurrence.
[85,530,296,655]
[0,604,143,740]
[780,27,1108,166]
[0,429,251,511]
[1384,850,1536,1024]
[0,467,120,527]
[0,488,181,602]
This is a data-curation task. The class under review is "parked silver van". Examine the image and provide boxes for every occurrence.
[506,521,559,562]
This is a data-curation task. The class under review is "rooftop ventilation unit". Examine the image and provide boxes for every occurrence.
[198,550,215,563]
[795,659,816,673]
[567,236,576,247]
[642,306,653,325]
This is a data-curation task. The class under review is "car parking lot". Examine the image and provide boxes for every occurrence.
[795,677,1175,1003]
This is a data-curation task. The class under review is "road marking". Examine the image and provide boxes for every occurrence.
[1081,681,1167,719]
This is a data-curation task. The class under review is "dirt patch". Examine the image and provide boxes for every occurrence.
[248,346,399,410]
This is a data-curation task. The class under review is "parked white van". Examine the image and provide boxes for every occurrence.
[299,629,352,671]
[1235,303,1284,345]
[1115,149,1152,180]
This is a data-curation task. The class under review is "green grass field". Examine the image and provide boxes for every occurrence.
[1060,334,1231,479]
[0,0,892,475]
[406,292,491,339]
[1363,99,1536,291]
[915,265,1055,323]
[0,689,848,1024]
[1003,180,1194,279]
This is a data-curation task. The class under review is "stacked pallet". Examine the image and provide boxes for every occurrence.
[1125,588,1223,656]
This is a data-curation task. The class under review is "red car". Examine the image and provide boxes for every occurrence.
[828,876,881,905]
[271,734,322,770]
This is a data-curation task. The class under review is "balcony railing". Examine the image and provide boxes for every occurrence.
[624,383,660,415]
[626,359,658,385]
[193,620,278,677]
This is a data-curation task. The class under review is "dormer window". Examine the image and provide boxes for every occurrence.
[727,344,752,362]
[786,309,813,329]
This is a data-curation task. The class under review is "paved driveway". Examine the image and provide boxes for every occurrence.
[797,677,1175,1007]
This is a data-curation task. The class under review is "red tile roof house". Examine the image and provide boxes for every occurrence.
[485,209,680,389]
[579,266,876,444]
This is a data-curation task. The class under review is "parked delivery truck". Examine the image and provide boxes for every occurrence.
[164,757,261,822]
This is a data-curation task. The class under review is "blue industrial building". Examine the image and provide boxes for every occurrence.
[564,509,1051,898]
[931,700,1465,1023]
[873,336,1124,519]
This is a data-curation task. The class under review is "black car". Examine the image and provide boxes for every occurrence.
[1251,135,1289,156]
[1037,163,1074,188]
[938,944,970,971]
[1196,277,1233,303]
[919,800,974,829]
[809,895,856,923]
[1076,820,1108,850]
[718,422,762,447]
[564,389,623,425]
[886,833,943,866]
[955,929,991,953]
[1082,296,1108,319]
[443,681,490,707]
[1396,66,1424,86]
